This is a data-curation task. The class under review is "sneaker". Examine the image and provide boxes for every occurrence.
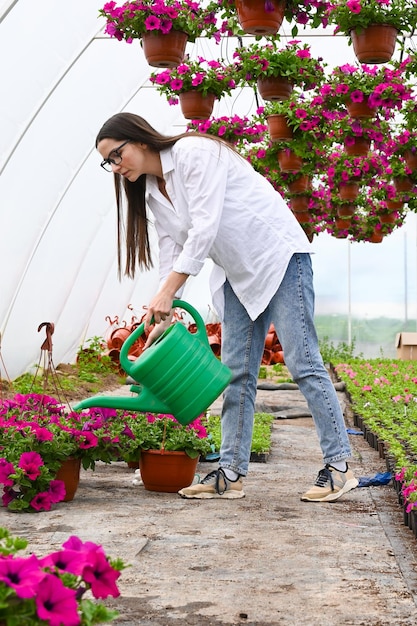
[301,464,358,502]
[178,468,245,499]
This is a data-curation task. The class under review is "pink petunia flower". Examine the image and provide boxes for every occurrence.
[35,573,80,626]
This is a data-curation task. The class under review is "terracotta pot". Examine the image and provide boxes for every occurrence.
[139,449,199,492]
[379,211,398,224]
[287,175,310,194]
[346,97,376,119]
[109,327,131,350]
[385,199,403,210]
[369,229,384,243]
[290,194,309,212]
[293,210,310,223]
[350,24,397,64]
[234,0,286,35]
[344,136,371,156]
[141,30,188,68]
[339,182,360,201]
[267,114,293,141]
[335,217,352,229]
[179,91,216,120]
[277,149,303,173]
[393,175,414,193]
[55,458,81,502]
[257,75,293,101]
[337,203,356,218]
[404,151,417,172]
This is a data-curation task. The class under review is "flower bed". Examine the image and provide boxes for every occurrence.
[333,358,417,535]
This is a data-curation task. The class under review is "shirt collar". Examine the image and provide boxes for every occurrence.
[159,148,174,176]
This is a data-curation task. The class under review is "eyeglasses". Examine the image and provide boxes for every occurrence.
[100,140,130,172]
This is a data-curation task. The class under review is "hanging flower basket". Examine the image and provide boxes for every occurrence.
[350,24,397,64]
[344,136,371,156]
[141,30,188,68]
[287,174,311,194]
[337,203,356,218]
[292,210,311,223]
[234,0,286,35]
[290,194,309,212]
[404,151,417,172]
[393,175,414,193]
[369,228,384,243]
[257,76,293,101]
[339,182,360,201]
[266,114,294,141]
[179,91,216,120]
[277,149,303,173]
[346,97,376,119]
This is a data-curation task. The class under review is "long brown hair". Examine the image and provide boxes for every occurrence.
[96,112,234,278]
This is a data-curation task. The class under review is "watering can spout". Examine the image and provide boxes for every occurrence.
[73,385,171,415]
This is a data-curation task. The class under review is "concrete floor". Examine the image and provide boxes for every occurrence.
[2,385,417,625]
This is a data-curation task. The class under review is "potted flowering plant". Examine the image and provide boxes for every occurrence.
[149,57,237,98]
[99,0,217,42]
[320,62,412,116]
[327,0,417,63]
[232,40,326,97]
[149,56,237,118]
[186,114,268,148]
[327,0,417,36]
[0,526,125,625]
[0,394,147,512]
[99,0,220,67]
[114,411,212,492]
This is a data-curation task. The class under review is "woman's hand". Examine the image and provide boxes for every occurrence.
[143,317,172,349]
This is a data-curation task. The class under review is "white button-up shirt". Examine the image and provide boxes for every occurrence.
[146,136,312,321]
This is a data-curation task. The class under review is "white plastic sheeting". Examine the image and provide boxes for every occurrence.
[1,1,416,378]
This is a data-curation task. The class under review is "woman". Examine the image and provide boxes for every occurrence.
[96,112,358,502]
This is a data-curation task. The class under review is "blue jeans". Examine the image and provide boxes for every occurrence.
[219,253,352,476]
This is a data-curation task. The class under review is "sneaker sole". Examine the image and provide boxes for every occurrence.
[301,477,359,503]
[178,490,245,500]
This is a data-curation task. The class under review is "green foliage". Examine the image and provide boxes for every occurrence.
[319,335,361,363]
[205,413,274,454]
[76,336,116,376]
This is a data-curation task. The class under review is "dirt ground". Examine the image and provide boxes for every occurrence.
[2,382,417,625]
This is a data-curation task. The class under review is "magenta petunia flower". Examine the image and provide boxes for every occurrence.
[350,90,364,103]
[35,573,80,626]
[82,550,121,599]
[49,479,66,504]
[0,458,15,486]
[30,491,53,512]
[0,554,44,599]
[40,548,87,577]
[346,0,362,13]
[18,451,44,480]
[144,15,161,30]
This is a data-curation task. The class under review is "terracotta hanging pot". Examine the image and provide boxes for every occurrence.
[257,76,293,101]
[234,0,286,35]
[369,229,384,243]
[346,97,376,119]
[386,198,404,211]
[344,136,371,156]
[290,194,310,212]
[287,174,310,194]
[277,149,303,173]
[350,24,397,64]
[335,217,352,230]
[179,91,216,120]
[379,211,398,224]
[139,449,199,492]
[293,210,310,223]
[339,182,360,201]
[404,151,417,172]
[141,30,188,68]
[55,458,81,502]
[337,203,356,218]
[393,175,414,193]
[267,114,293,141]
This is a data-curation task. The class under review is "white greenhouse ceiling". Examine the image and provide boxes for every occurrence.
[1,0,416,379]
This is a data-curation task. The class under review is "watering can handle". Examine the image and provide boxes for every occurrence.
[119,299,209,361]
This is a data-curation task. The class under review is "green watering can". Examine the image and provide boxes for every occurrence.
[73,300,232,425]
